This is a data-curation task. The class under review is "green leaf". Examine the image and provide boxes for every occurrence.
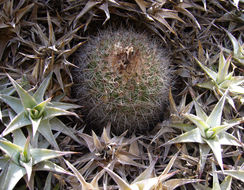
[225,30,239,56]
[218,132,242,146]
[0,161,26,190]
[204,137,223,170]
[229,85,244,94]
[197,81,215,90]
[31,148,74,165]
[220,176,232,190]
[212,162,221,190]
[184,114,209,137]
[0,138,22,159]
[33,72,52,103]
[13,129,27,147]
[199,144,211,175]
[43,107,78,120]
[22,137,31,163]
[165,128,204,145]
[37,120,59,150]
[170,122,195,132]
[220,76,244,88]
[217,52,226,78]
[7,75,37,109]
[217,52,231,84]
[33,160,73,176]
[220,170,244,183]
[50,118,81,144]
[211,123,238,137]
[194,101,208,121]
[2,111,31,136]
[206,93,226,127]
[48,102,81,110]
[29,116,42,138]
[43,172,52,190]
[19,157,33,182]
[0,85,15,96]
[194,58,217,81]
[0,95,23,113]
[33,98,52,118]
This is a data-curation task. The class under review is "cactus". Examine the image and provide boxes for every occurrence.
[73,28,171,133]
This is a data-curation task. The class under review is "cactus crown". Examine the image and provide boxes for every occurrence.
[74,28,171,133]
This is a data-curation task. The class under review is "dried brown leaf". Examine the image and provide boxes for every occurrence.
[47,11,55,46]
[99,1,110,24]
[73,0,101,27]
[15,3,34,24]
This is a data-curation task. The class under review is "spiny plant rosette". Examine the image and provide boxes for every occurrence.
[74,28,171,133]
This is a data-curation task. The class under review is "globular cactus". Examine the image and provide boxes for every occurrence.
[73,28,171,133]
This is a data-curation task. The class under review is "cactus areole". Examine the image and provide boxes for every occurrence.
[73,28,171,133]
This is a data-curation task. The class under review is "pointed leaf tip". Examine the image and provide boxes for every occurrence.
[7,74,37,109]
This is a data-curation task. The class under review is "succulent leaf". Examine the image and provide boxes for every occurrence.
[204,137,223,170]
[0,95,23,113]
[12,129,27,147]
[0,161,26,190]
[166,128,204,144]
[29,116,42,139]
[194,58,217,81]
[184,114,209,138]
[33,72,52,103]
[7,74,37,109]
[216,53,231,84]
[0,138,22,161]
[220,170,244,183]
[0,136,74,190]
[218,132,243,146]
[2,111,31,136]
[33,160,73,176]
[199,144,211,175]
[196,51,243,108]
[49,117,81,144]
[48,102,81,110]
[37,119,59,150]
[43,106,78,120]
[212,162,222,190]
[220,176,232,190]
[0,74,80,148]
[206,93,226,127]
[166,94,241,170]
[194,101,208,121]
[31,149,75,165]
[19,157,33,182]
[21,137,31,163]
